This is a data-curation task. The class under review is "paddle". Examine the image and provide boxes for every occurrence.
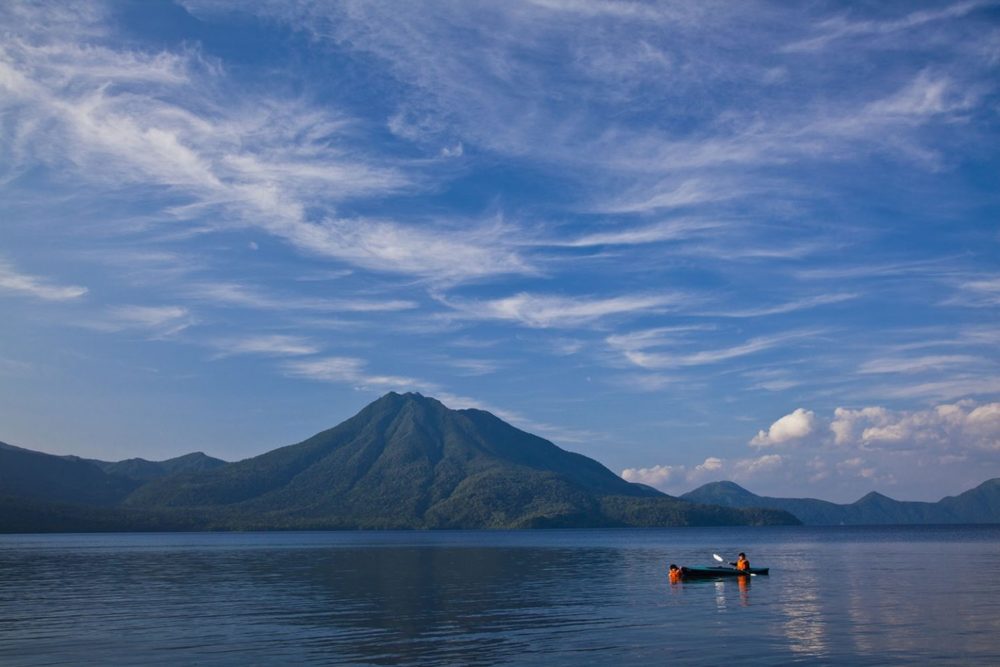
[714,553,755,575]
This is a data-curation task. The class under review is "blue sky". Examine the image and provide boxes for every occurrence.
[1,0,998,502]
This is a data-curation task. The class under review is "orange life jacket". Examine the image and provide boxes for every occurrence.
[736,557,750,571]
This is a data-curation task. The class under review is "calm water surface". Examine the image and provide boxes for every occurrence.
[1,526,999,665]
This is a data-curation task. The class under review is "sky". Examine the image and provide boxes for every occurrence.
[1,0,998,503]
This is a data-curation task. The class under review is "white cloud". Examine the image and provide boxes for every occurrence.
[877,377,1000,402]
[622,330,818,370]
[0,15,535,286]
[553,218,726,248]
[949,276,1000,307]
[831,406,888,445]
[705,293,857,318]
[621,464,683,487]
[621,453,786,492]
[858,355,983,374]
[300,216,533,283]
[187,282,418,313]
[283,356,417,390]
[782,1,991,53]
[830,402,1000,452]
[695,456,724,473]
[751,408,817,447]
[97,305,194,338]
[444,358,501,376]
[733,454,784,476]
[440,142,463,157]
[594,179,726,214]
[0,259,87,301]
[443,292,683,328]
[213,335,319,358]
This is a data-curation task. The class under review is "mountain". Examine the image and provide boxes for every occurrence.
[938,479,1000,521]
[0,393,799,531]
[0,440,226,531]
[89,452,227,482]
[124,393,798,529]
[682,480,1000,525]
[0,440,140,506]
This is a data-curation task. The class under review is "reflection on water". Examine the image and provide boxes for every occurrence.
[1,527,999,666]
[714,580,727,611]
[779,565,829,659]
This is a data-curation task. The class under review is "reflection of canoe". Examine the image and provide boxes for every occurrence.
[679,566,769,579]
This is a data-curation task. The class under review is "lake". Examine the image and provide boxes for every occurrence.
[1,526,999,665]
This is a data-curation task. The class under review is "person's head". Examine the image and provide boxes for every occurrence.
[738,552,746,559]
[669,564,679,572]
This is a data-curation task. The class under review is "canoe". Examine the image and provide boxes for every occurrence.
[679,565,769,579]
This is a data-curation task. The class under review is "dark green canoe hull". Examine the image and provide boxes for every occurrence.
[679,566,769,579]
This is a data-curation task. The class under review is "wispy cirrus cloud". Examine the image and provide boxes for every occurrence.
[93,305,194,338]
[945,276,1000,307]
[0,7,532,287]
[212,335,320,358]
[441,292,687,328]
[283,356,417,390]
[782,0,992,53]
[617,330,820,370]
[195,0,989,180]
[858,355,985,375]
[545,218,727,248]
[187,282,418,313]
[0,259,87,301]
[701,293,857,318]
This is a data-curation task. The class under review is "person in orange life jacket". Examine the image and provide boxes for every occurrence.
[668,564,682,583]
[731,553,750,571]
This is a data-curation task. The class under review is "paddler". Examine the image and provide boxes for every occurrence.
[668,564,682,583]
[731,552,750,571]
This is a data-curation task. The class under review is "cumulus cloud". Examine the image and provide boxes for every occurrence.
[830,402,1000,451]
[620,454,782,492]
[733,454,784,476]
[621,464,683,487]
[750,408,817,447]
[694,456,724,473]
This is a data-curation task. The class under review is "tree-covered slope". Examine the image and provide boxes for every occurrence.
[0,441,140,506]
[90,452,227,482]
[123,393,796,529]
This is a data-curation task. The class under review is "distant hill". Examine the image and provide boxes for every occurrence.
[682,479,1000,525]
[0,441,140,506]
[0,440,224,512]
[88,452,227,482]
[0,394,798,531]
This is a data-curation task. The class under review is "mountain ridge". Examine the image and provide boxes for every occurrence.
[682,479,1000,524]
[0,393,797,531]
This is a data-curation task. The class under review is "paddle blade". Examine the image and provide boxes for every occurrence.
[713,553,724,562]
